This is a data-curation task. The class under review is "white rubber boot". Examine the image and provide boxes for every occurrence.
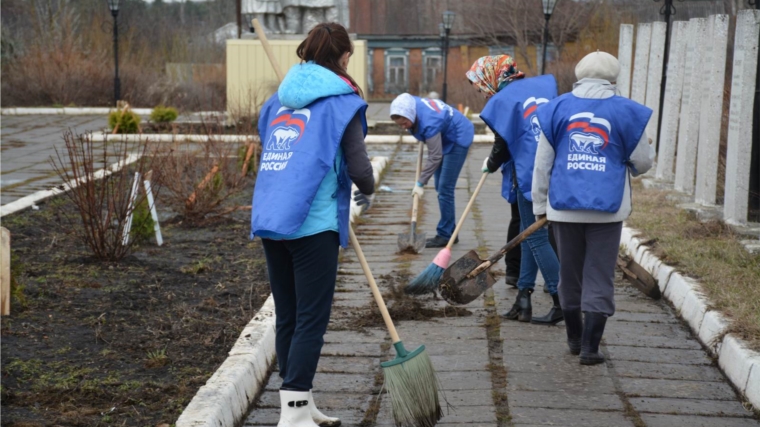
[309,390,341,427]
[278,390,319,427]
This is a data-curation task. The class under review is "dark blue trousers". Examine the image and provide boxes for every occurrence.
[261,231,339,391]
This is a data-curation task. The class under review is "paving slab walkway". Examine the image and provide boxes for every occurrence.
[242,143,759,427]
[0,115,110,205]
[0,105,403,207]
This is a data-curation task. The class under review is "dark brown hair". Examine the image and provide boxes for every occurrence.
[296,22,364,98]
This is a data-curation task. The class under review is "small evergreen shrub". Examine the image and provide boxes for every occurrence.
[129,198,155,245]
[108,110,141,134]
[150,105,179,123]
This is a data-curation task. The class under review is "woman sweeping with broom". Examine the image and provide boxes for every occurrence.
[466,54,563,325]
[389,93,475,248]
[532,51,654,364]
[251,22,375,427]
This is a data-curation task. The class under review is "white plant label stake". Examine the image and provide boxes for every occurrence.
[143,173,163,246]
[122,171,141,246]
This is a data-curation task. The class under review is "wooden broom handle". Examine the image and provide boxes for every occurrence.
[411,142,424,223]
[349,226,401,343]
[446,172,488,250]
[252,18,285,82]
[466,217,548,278]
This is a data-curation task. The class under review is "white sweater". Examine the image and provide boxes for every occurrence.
[531,78,655,223]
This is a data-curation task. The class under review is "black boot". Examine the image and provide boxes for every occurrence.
[531,293,564,326]
[563,309,582,355]
[580,312,607,365]
[504,275,518,288]
[502,289,532,322]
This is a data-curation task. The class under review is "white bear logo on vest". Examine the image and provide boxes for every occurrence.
[261,107,311,172]
[266,107,311,151]
[566,112,611,172]
[522,97,550,143]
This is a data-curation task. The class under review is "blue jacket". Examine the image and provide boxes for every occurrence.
[537,93,651,212]
[480,75,557,202]
[410,97,474,154]
[251,62,367,247]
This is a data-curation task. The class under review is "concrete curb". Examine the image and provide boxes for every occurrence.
[0,107,221,116]
[0,153,141,218]
[89,132,495,144]
[619,225,760,409]
[175,156,390,427]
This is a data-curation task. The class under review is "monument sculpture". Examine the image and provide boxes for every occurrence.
[242,0,349,35]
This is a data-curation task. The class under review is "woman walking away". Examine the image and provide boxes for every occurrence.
[389,93,474,248]
[532,51,654,365]
[251,22,375,426]
[466,54,562,325]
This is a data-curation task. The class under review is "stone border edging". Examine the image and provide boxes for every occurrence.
[619,225,760,409]
[0,107,222,116]
[0,153,141,218]
[175,155,390,427]
[89,132,495,144]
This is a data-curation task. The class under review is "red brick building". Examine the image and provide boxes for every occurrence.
[348,0,559,103]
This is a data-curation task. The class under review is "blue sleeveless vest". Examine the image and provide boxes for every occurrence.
[480,75,557,203]
[500,161,517,203]
[251,92,367,247]
[537,94,651,213]
[410,97,474,154]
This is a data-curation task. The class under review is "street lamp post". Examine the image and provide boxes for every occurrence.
[441,11,455,103]
[653,0,681,156]
[540,0,558,75]
[439,22,445,51]
[107,0,121,105]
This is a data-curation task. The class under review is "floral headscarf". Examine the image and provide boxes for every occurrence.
[466,55,525,96]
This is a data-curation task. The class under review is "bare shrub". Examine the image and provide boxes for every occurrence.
[50,131,158,261]
[153,118,259,225]
[1,0,229,109]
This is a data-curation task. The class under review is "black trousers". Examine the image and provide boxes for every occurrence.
[261,231,339,391]
[505,202,558,277]
[552,222,622,316]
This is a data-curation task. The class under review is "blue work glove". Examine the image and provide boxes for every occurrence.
[353,190,373,213]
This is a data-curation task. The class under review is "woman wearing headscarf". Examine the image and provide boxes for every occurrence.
[252,22,374,426]
[466,54,562,325]
[389,93,474,248]
[532,51,654,365]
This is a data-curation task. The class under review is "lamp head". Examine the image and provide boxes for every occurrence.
[542,0,558,16]
[442,11,455,30]
[107,0,120,16]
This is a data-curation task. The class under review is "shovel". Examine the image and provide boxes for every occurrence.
[440,218,548,305]
[617,255,661,300]
[397,142,426,254]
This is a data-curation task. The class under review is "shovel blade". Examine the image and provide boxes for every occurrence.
[397,232,427,254]
[439,250,496,305]
[617,256,661,300]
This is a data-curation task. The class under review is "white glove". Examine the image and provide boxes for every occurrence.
[411,183,424,198]
[482,157,493,173]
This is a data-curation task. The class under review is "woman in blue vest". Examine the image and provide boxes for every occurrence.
[389,93,474,247]
[251,23,375,427]
[467,54,562,325]
[533,51,654,365]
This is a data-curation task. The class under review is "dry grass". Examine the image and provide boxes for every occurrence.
[626,180,760,350]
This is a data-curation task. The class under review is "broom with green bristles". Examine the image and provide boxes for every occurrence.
[405,171,489,295]
[349,225,443,427]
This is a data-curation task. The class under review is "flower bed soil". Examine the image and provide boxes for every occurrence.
[0,182,270,426]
